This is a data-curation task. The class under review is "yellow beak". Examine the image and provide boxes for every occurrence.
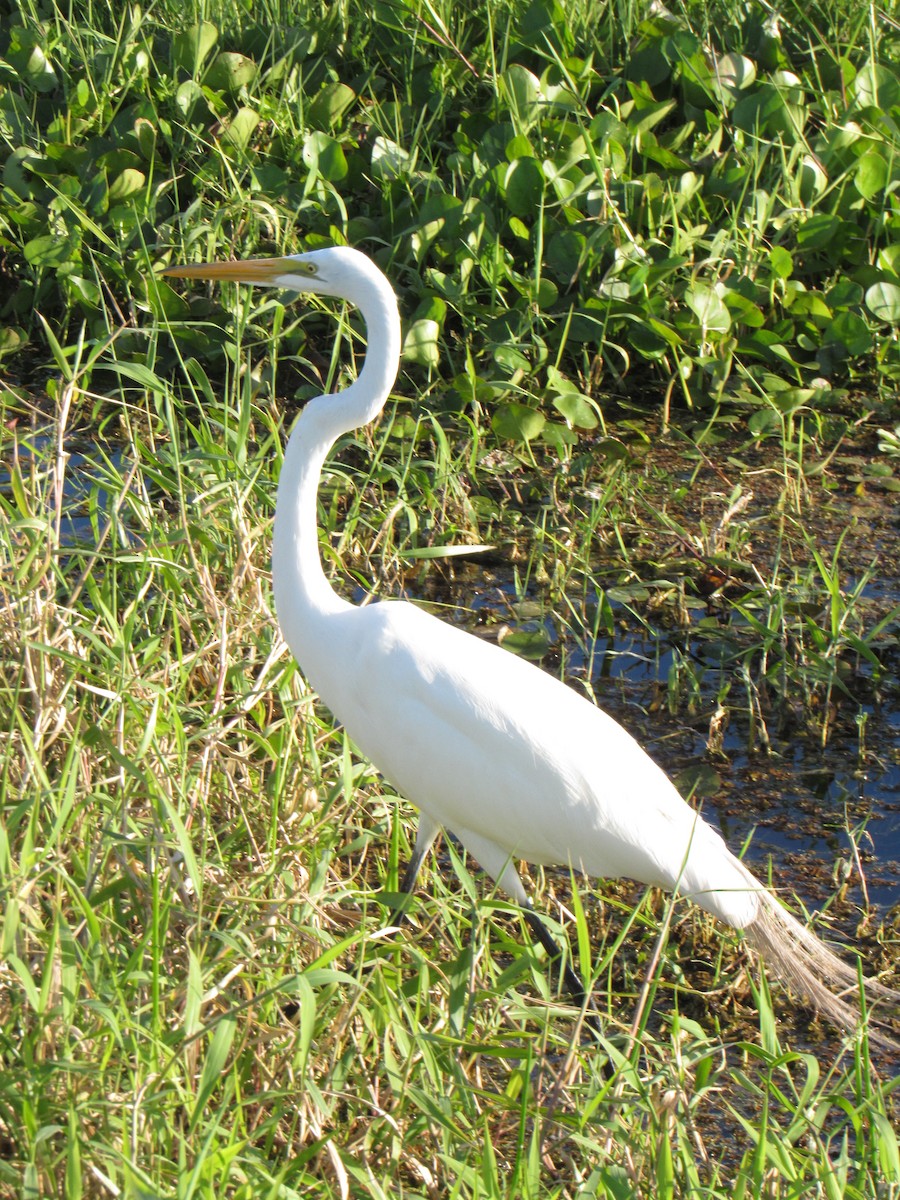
[161,256,296,283]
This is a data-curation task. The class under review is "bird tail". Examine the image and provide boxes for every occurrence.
[744,888,899,1050]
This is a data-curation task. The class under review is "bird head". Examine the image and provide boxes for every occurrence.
[161,246,376,300]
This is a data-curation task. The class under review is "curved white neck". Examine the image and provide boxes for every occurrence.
[272,266,401,644]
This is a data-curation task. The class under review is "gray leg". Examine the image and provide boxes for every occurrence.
[386,813,442,926]
[399,812,441,894]
[453,830,602,1028]
[522,903,590,1009]
[390,822,603,1033]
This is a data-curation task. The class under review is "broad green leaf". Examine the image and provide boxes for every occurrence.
[628,321,671,358]
[24,233,77,267]
[172,21,218,74]
[851,62,900,109]
[175,79,207,120]
[686,284,731,334]
[503,64,543,124]
[826,279,863,309]
[541,73,578,112]
[784,290,831,321]
[504,157,544,218]
[865,281,900,323]
[640,139,689,170]
[589,110,629,172]
[499,627,552,660]
[734,77,805,141]
[546,229,585,280]
[626,39,671,87]
[493,343,530,372]
[370,136,410,180]
[769,245,793,280]
[303,132,348,182]
[797,154,827,203]
[646,317,682,346]
[770,387,816,414]
[21,42,58,92]
[567,301,608,342]
[411,296,446,325]
[492,403,545,442]
[505,133,535,160]
[532,278,557,308]
[876,243,900,277]
[308,82,355,130]
[823,312,872,357]
[134,117,157,161]
[723,290,765,327]
[799,214,847,258]
[677,40,715,108]
[402,318,441,368]
[675,764,721,798]
[854,150,888,200]
[627,98,677,135]
[221,107,259,154]
[66,276,101,307]
[713,52,755,94]
[0,327,25,358]
[541,422,579,450]
[411,192,464,257]
[2,146,39,198]
[552,390,598,428]
[207,52,257,92]
[518,0,571,52]
[108,168,145,203]
[606,583,651,603]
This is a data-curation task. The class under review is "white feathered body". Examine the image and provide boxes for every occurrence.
[282,592,759,929]
[249,245,896,1042]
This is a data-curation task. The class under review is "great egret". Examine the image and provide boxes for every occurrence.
[163,246,898,1042]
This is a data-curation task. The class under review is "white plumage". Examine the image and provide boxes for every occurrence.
[163,246,898,1043]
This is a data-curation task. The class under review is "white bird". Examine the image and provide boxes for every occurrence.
[162,246,898,1043]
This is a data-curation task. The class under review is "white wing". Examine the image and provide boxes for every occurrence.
[306,598,759,928]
